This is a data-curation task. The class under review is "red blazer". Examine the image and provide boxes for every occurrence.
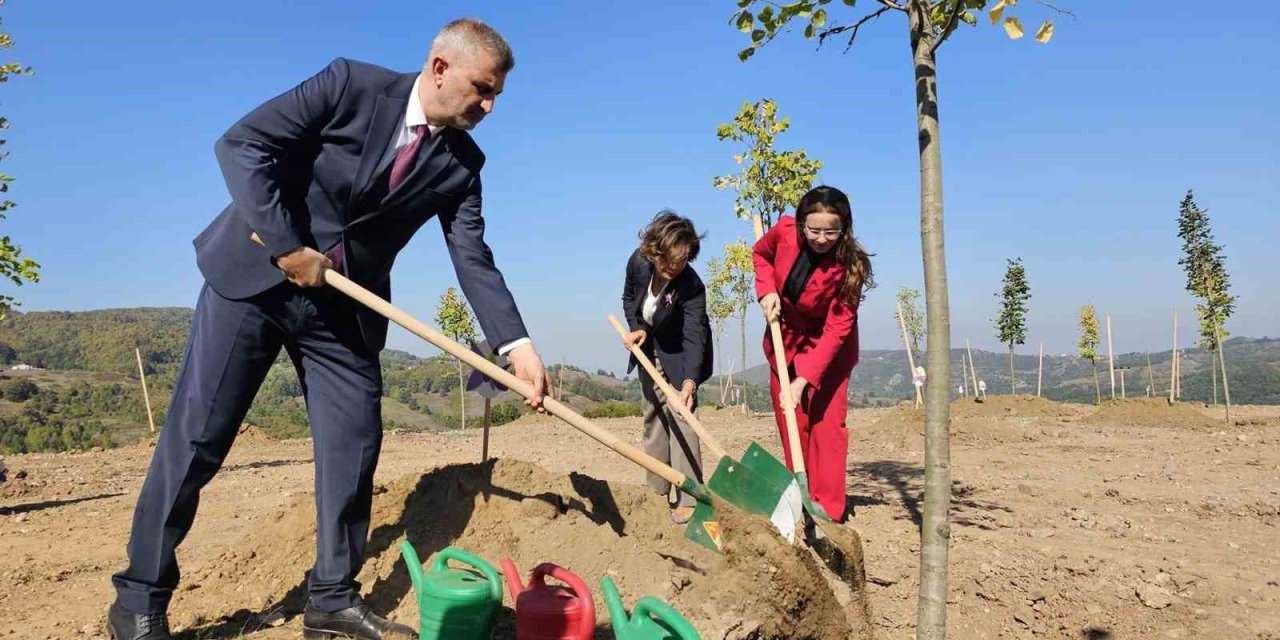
[753,216,860,387]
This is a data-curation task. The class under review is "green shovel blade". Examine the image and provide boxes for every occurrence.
[704,455,787,517]
[684,501,723,552]
[738,442,798,491]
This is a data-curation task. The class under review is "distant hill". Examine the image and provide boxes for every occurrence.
[0,308,640,452]
[0,307,1273,453]
[712,337,1280,406]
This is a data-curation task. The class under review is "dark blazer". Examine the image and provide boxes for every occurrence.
[194,57,527,353]
[621,248,713,388]
[752,215,860,387]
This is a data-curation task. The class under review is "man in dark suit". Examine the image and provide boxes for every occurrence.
[107,19,549,640]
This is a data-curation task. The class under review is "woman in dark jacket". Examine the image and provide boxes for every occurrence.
[620,211,713,524]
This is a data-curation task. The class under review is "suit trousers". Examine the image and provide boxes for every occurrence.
[111,282,383,614]
[638,361,703,508]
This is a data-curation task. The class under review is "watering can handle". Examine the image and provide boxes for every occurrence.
[399,541,427,601]
[634,596,702,640]
[531,563,596,637]
[431,547,504,602]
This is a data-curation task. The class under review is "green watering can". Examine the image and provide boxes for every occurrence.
[601,577,701,640]
[400,542,504,640]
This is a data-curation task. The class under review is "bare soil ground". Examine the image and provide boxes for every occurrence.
[2,400,1278,639]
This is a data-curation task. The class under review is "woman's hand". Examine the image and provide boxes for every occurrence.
[622,329,647,350]
[679,380,697,411]
[759,293,781,322]
[787,376,809,409]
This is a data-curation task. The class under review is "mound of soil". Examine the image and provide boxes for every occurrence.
[1082,398,1221,430]
[171,459,870,639]
[950,395,1079,420]
[862,396,1083,446]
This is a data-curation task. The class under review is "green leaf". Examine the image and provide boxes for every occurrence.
[736,10,754,32]
[804,23,816,38]
[812,8,827,27]
[843,0,857,5]
[751,29,766,42]
[738,47,756,62]
[959,11,976,26]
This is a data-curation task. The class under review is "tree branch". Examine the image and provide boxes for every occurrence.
[930,0,967,55]
[875,0,907,10]
[817,6,892,52]
[1034,0,1076,18]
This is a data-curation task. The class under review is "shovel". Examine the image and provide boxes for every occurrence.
[607,315,803,542]
[250,233,785,552]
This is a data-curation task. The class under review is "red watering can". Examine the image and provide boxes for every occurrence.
[500,559,596,640]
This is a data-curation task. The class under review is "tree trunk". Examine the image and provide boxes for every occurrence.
[457,359,466,429]
[1092,360,1101,404]
[1211,356,1218,406]
[1008,345,1015,396]
[714,329,724,400]
[909,6,953,638]
[1213,320,1232,422]
[740,308,749,413]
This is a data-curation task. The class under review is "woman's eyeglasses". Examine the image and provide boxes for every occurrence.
[802,226,843,240]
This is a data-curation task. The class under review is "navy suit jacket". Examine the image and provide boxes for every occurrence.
[194,57,527,353]
[621,249,713,388]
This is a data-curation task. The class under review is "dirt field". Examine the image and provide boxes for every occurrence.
[2,399,1278,639]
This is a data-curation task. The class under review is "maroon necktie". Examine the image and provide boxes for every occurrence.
[325,125,431,273]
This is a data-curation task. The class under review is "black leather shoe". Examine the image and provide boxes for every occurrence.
[302,602,416,639]
[106,600,172,640]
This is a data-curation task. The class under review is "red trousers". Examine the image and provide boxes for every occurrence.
[769,372,850,521]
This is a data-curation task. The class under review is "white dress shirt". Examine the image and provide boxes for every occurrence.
[396,75,530,357]
[641,277,667,326]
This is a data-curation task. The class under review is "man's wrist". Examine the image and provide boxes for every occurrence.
[496,337,532,356]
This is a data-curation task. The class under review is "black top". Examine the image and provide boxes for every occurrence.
[783,245,829,302]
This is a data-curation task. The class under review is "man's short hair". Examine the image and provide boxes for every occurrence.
[428,18,515,72]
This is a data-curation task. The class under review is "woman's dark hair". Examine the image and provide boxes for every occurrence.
[795,185,875,303]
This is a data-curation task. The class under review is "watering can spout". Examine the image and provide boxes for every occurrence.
[499,557,525,600]
[601,576,629,631]
[400,540,427,599]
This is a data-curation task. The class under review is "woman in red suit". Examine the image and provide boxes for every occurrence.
[753,185,874,522]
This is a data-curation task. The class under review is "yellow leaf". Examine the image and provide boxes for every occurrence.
[988,5,1004,25]
[1003,16,1024,40]
[1034,20,1054,43]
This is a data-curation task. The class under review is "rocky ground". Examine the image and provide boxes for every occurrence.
[1,399,1277,639]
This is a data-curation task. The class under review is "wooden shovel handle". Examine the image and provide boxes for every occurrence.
[753,218,807,475]
[249,232,700,493]
[607,315,727,460]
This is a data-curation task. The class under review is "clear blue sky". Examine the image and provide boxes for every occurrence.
[3,1,1277,376]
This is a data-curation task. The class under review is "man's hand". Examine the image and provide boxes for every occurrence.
[508,343,551,411]
[760,293,781,322]
[276,247,332,288]
[679,380,697,411]
[787,376,809,410]
[622,329,647,350]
